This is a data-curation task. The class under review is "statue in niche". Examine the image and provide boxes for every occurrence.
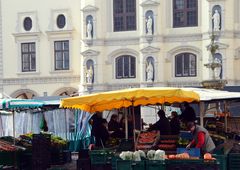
[146,15,153,35]
[86,20,92,39]
[146,60,154,82]
[85,65,93,84]
[214,57,222,79]
[212,10,220,31]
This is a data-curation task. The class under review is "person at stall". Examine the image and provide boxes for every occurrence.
[100,119,110,147]
[90,111,109,147]
[170,111,180,135]
[148,110,171,147]
[120,114,134,138]
[108,114,124,138]
[180,102,196,123]
[186,121,216,155]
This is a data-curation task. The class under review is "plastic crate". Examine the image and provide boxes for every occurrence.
[145,160,166,170]
[167,159,219,170]
[116,160,145,170]
[177,148,200,157]
[0,151,21,167]
[179,131,193,140]
[77,158,91,170]
[213,154,227,170]
[228,153,240,170]
[90,150,113,165]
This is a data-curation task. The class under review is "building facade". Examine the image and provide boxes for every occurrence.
[1,0,240,98]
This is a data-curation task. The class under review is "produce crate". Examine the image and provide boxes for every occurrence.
[78,149,89,159]
[166,159,219,170]
[145,160,166,170]
[116,160,145,170]
[111,156,121,170]
[90,150,113,165]
[0,151,21,167]
[77,158,91,170]
[213,154,227,170]
[228,153,240,170]
[177,148,200,157]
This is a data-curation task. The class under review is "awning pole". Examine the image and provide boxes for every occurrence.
[125,108,128,140]
[131,103,136,150]
[13,111,16,145]
[199,102,205,126]
[224,101,228,132]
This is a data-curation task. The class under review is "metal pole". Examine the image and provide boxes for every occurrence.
[224,101,228,132]
[199,102,205,126]
[125,108,128,140]
[131,103,136,150]
[13,111,15,145]
[65,109,67,140]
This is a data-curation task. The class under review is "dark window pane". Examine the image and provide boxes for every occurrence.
[54,40,69,70]
[57,14,66,29]
[116,55,136,79]
[114,16,124,31]
[114,0,123,13]
[21,42,36,72]
[175,0,184,9]
[126,16,136,30]
[173,0,198,27]
[175,53,196,77]
[23,17,32,31]
[187,11,197,25]
[113,0,136,32]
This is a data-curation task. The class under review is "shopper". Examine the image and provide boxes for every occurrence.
[180,102,196,123]
[186,122,216,154]
[108,114,124,138]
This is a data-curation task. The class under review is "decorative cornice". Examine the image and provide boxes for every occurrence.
[46,29,74,39]
[163,33,202,42]
[206,0,226,2]
[140,0,160,7]
[140,46,160,54]
[104,37,140,46]
[81,49,100,57]
[3,76,80,85]
[81,5,99,12]
[12,32,41,42]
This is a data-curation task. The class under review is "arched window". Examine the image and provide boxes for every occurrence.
[173,0,198,27]
[113,0,136,32]
[175,53,196,77]
[116,55,136,79]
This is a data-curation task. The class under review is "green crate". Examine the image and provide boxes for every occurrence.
[145,160,166,170]
[116,160,145,170]
[213,154,227,170]
[0,151,21,167]
[228,153,240,170]
[90,150,113,165]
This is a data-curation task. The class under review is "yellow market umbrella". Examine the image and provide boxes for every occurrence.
[60,87,200,113]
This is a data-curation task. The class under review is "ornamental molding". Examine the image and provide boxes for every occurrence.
[166,45,202,62]
[140,46,160,54]
[3,76,80,85]
[104,37,140,46]
[163,34,202,42]
[234,47,240,60]
[46,29,74,39]
[81,5,99,12]
[81,49,100,57]
[140,0,160,7]
[206,0,226,2]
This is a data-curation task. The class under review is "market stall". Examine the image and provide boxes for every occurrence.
[60,87,240,170]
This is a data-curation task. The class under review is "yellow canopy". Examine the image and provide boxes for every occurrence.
[60,87,200,113]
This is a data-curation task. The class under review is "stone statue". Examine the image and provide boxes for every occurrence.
[85,65,93,84]
[212,10,220,31]
[146,60,154,82]
[214,57,222,79]
[86,20,92,39]
[146,16,153,35]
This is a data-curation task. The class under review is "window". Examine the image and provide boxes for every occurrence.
[113,0,136,32]
[54,40,69,70]
[23,17,32,31]
[21,42,36,72]
[116,55,136,78]
[175,53,196,77]
[173,0,198,27]
[56,14,66,29]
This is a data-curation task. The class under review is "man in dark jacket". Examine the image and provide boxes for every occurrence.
[180,102,196,123]
[148,110,171,147]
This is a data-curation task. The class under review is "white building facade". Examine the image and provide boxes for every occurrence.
[1,0,240,98]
